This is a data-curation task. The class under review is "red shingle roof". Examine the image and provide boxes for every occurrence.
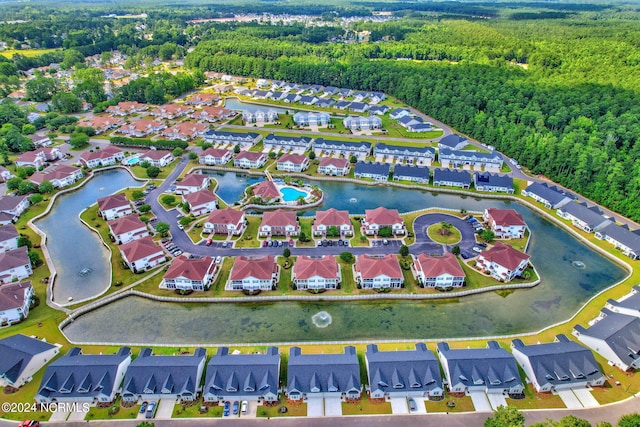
[355,254,402,279]
[479,242,530,271]
[364,207,403,226]
[229,256,276,280]
[293,256,339,280]
[0,247,30,271]
[81,146,123,161]
[278,153,307,165]
[415,253,465,278]
[206,208,244,225]
[200,148,232,159]
[179,173,209,188]
[183,189,217,207]
[97,193,130,212]
[235,151,264,161]
[108,216,147,235]
[253,181,280,200]
[0,281,32,311]
[318,157,349,168]
[315,208,350,227]
[141,149,172,160]
[164,255,215,281]
[120,236,163,262]
[486,208,526,227]
[261,209,297,228]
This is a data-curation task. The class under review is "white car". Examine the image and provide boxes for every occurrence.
[177,223,184,230]
[241,401,248,415]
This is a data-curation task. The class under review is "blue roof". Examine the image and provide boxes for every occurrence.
[598,224,640,255]
[559,202,610,229]
[474,172,514,190]
[523,182,573,206]
[335,101,351,109]
[433,168,471,185]
[349,102,369,111]
[205,130,259,139]
[355,162,390,176]
[287,346,361,395]
[393,164,430,179]
[366,343,442,395]
[439,148,503,163]
[607,285,640,312]
[374,143,434,156]
[439,135,468,149]
[264,133,312,145]
[575,309,640,367]
[313,138,371,151]
[0,334,57,385]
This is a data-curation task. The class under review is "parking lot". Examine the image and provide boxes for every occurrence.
[315,239,350,248]
[371,239,403,248]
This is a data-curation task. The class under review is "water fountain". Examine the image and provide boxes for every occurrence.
[349,197,358,203]
[311,311,333,328]
[571,261,586,269]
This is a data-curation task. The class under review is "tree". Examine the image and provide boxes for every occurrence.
[28,250,42,267]
[1,123,33,152]
[18,180,36,195]
[6,177,22,191]
[233,144,241,154]
[25,76,56,102]
[161,194,176,205]
[268,151,276,159]
[132,190,145,200]
[399,244,409,257]
[52,92,82,114]
[29,193,43,204]
[530,415,593,427]
[17,236,32,248]
[619,413,640,427]
[172,147,184,157]
[339,251,354,263]
[69,132,89,149]
[326,226,340,238]
[146,166,160,178]
[38,180,55,194]
[61,49,85,70]
[21,124,36,135]
[188,152,198,160]
[16,166,36,178]
[308,151,316,160]
[155,222,170,237]
[451,245,461,256]
[138,204,151,213]
[298,232,309,242]
[136,422,155,427]
[484,406,524,427]
[283,247,291,258]
[139,161,151,169]
[73,67,107,105]
[349,155,357,164]
[480,230,496,243]
[378,226,393,238]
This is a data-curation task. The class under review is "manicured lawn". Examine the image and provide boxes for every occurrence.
[210,257,234,295]
[342,395,392,415]
[425,394,475,413]
[173,400,223,418]
[508,385,566,410]
[338,259,356,293]
[349,217,369,247]
[297,217,315,247]
[277,256,295,292]
[157,194,180,210]
[85,397,139,421]
[427,223,462,245]
[235,216,261,248]
[129,163,175,180]
[256,402,307,418]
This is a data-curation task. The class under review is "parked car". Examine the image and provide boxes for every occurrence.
[145,402,156,419]
[241,401,248,415]
[232,401,239,415]
[173,250,183,256]
[472,246,484,252]
[19,421,39,427]
[408,398,417,412]
[461,252,470,259]
[206,238,213,246]
[223,401,230,417]
[383,239,389,245]
[215,256,222,264]
[139,402,148,414]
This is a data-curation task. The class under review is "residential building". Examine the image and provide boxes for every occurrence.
[606,285,640,317]
[476,242,530,282]
[150,104,193,120]
[354,254,403,289]
[349,102,369,113]
[557,202,612,233]
[283,93,301,104]
[28,133,52,147]
[199,148,233,165]
[286,346,362,401]
[354,162,390,182]
[234,151,267,169]
[226,256,279,291]
[368,105,390,115]
[521,182,574,209]
[365,343,443,399]
[437,341,524,395]
[242,109,279,123]
[397,115,432,133]
[140,150,174,167]
[183,190,218,216]
[259,209,300,237]
[413,253,465,289]
[439,148,503,170]
[106,101,148,116]
[121,348,206,403]
[317,158,350,176]
[80,146,125,168]
[293,256,341,290]
[118,119,166,137]
[76,116,124,134]
[574,309,640,371]
[362,207,405,235]
[432,168,471,189]
[252,181,281,203]
[0,334,59,388]
[342,115,381,131]
[0,196,30,222]
[595,223,640,260]
[474,172,514,193]
[484,208,527,239]
[313,208,353,237]
[119,236,166,273]
[190,106,235,122]
[334,101,351,110]
[204,208,246,235]
[0,224,19,252]
[160,122,208,141]
[511,335,605,393]
[312,138,371,160]
[392,164,430,183]
[374,143,435,166]
[0,166,14,182]
[107,216,149,245]
[389,108,411,119]
[263,134,312,153]
[0,282,34,326]
[0,247,32,284]
[36,347,132,404]
[293,112,330,127]
[277,153,309,172]
[203,347,280,403]
[28,165,83,188]
[316,99,335,108]
[185,93,220,106]
[161,256,217,292]
[175,173,210,195]
[97,193,132,221]
[438,135,468,150]
[298,95,319,106]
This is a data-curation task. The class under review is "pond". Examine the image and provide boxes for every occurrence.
[35,170,142,303]
[62,170,627,344]
[224,98,290,114]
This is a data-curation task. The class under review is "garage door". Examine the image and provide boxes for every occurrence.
[307,396,324,417]
[324,397,343,416]
[469,391,492,412]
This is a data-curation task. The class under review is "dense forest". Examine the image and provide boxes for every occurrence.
[1,1,640,220]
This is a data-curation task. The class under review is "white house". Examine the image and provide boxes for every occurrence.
[292,256,341,290]
[0,247,32,284]
[119,236,166,273]
[108,216,149,245]
[0,334,60,388]
[199,148,233,165]
[0,224,19,252]
[234,151,267,169]
[183,190,218,216]
[484,208,527,239]
[28,165,83,188]
[413,253,465,289]
[226,256,279,291]
[160,255,217,291]
[0,282,34,326]
[259,209,300,237]
[312,208,353,237]
[317,158,350,176]
[276,153,309,172]
[204,208,246,235]
[97,193,132,221]
[354,254,403,289]
[140,150,174,167]
[362,207,405,236]
[175,173,210,195]
[476,242,530,282]
[80,146,125,168]
[0,196,30,223]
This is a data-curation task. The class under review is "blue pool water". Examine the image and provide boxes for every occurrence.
[124,157,140,166]
[280,186,308,202]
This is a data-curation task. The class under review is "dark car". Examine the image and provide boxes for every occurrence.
[139,402,148,414]
[408,398,417,412]
[223,401,230,417]
[232,401,239,415]
[461,252,470,259]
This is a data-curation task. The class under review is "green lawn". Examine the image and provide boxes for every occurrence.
[427,223,462,245]
[173,400,223,418]
[129,163,174,180]
[257,402,307,418]
[342,395,392,415]
[0,48,59,58]
[85,397,140,421]
[509,384,566,410]
[425,394,475,413]
[338,260,356,293]
[278,256,295,292]
[349,217,369,247]
[235,216,261,248]
[297,217,315,247]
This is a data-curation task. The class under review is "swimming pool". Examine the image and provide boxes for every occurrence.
[123,156,140,166]
[280,186,308,202]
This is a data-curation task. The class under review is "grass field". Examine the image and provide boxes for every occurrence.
[427,223,462,244]
[0,48,59,58]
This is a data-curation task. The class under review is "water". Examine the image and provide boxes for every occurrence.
[224,98,290,114]
[280,187,308,202]
[36,170,142,302]
[62,172,627,344]
[205,171,264,205]
[123,157,140,166]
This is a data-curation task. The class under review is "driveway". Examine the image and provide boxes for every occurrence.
[307,396,324,417]
[324,397,342,416]
[67,407,88,421]
[557,390,582,409]
[390,397,409,414]
[486,393,507,410]
[155,399,175,419]
[48,406,70,422]
[469,391,492,412]
[413,398,427,414]
[572,389,600,408]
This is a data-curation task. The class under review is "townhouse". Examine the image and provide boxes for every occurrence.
[97,193,132,221]
[28,165,84,188]
[0,247,32,284]
[317,157,350,176]
[521,182,574,209]
[150,104,193,120]
[184,93,220,106]
[343,115,382,131]
[313,208,353,237]
[484,208,527,239]
[119,236,166,273]
[259,209,300,237]
[263,134,312,153]
[374,143,435,166]
[413,253,466,289]
[226,256,279,291]
[439,148,503,170]
[362,207,405,236]
[106,101,148,116]
[293,112,330,127]
[175,173,210,195]
[140,149,174,167]
[242,109,279,124]
[0,334,59,388]
[292,256,341,290]
[595,223,640,260]
[190,106,235,122]
[160,122,209,141]
[199,148,233,165]
[183,190,218,216]
[118,119,166,137]
[392,164,430,183]
[234,151,267,169]
[80,146,125,168]
[432,168,472,189]
[0,195,30,223]
[557,202,611,233]
[160,255,217,291]
[77,116,124,134]
[108,216,148,245]
[0,224,19,252]
[276,153,309,172]
[476,242,530,282]
[0,282,34,326]
[354,162,390,182]
[204,208,246,235]
[312,138,372,161]
[354,254,404,289]
[474,172,515,193]
[438,135,468,150]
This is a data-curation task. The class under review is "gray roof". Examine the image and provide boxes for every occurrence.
[299,95,317,104]
[559,202,611,230]
[398,115,423,125]
[37,347,131,400]
[368,105,389,114]
[607,285,640,313]
[355,162,390,177]
[313,138,371,152]
[374,143,434,157]
[287,346,361,395]
[393,164,430,180]
[204,347,280,398]
[122,348,206,397]
[204,130,259,140]
[523,182,573,207]
[335,101,351,109]
[349,102,369,111]
[0,195,28,213]
[575,309,640,367]
[474,172,514,190]
[316,99,335,108]
[438,135,468,149]
[264,134,312,145]
[433,168,471,185]
[437,341,522,390]
[512,335,603,387]
[439,148,503,164]
[0,223,19,242]
[598,223,640,255]
[0,334,57,385]
[366,343,442,395]
[390,108,411,116]
[283,94,298,102]
[0,246,30,271]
